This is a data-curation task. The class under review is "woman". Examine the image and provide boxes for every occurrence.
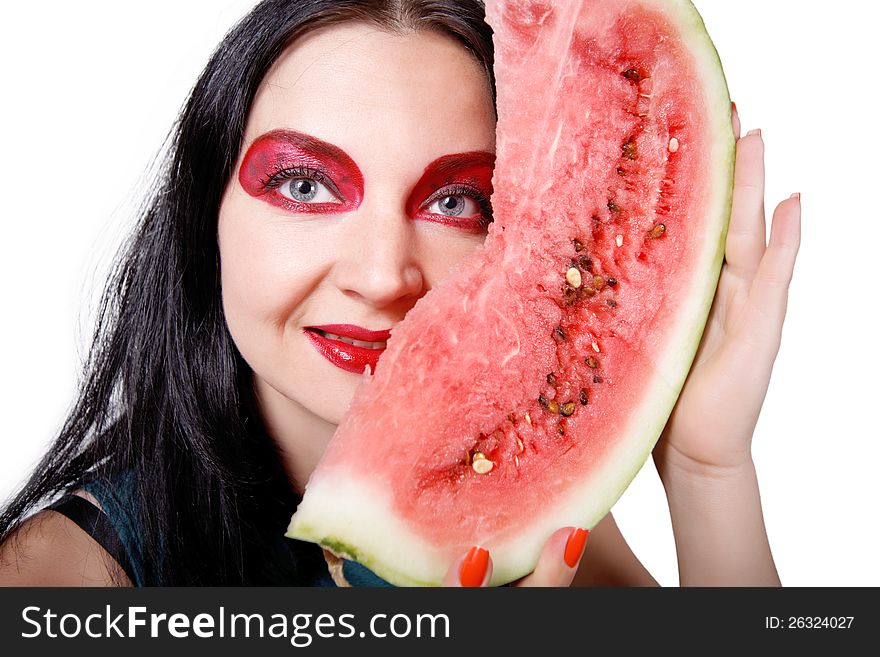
[0,0,799,587]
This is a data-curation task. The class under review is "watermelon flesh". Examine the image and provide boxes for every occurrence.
[287,0,734,586]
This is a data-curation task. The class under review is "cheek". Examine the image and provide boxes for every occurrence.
[217,196,314,345]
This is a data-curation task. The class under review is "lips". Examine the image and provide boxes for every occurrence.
[304,324,392,374]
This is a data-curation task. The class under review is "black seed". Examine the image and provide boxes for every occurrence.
[507,413,516,423]
[607,200,621,213]
[577,255,593,271]
[547,373,557,387]
[557,420,567,436]
[579,388,589,405]
[585,356,599,369]
[580,286,596,298]
[560,401,576,417]
[572,238,584,252]
[607,299,617,308]
[607,277,618,287]
[623,67,642,82]
[593,375,603,383]
[538,394,549,408]
[622,140,637,160]
[547,400,560,414]
[616,167,626,175]
[553,326,567,342]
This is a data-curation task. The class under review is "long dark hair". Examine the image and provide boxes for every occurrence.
[0,0,494,585]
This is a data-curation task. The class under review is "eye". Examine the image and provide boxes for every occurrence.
[278,177,340,204]
[427,193,481,218]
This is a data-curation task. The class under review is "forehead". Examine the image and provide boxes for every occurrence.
[243,22,495,167]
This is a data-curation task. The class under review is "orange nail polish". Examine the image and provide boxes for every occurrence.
[731,101,737,113]
[459,546,489,587]
[564,528,589,568]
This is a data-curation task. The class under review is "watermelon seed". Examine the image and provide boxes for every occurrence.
[648,223,667,239]
[547,372,558,387]
[514,455,519,468]
[538,394,549,408]
[616,234,624,247]
[553,326,567,342]
[566,267,582,288]
[507,413,516,423]
[572,238,584,252]
[563,283,579,305]
[621,140,638,160]
[668,137,680,153]
[592,275,605,289]
[607,277,618,287]
[560,401,576,417]
[622,67,642,82]
[517,438,524,452]
[593,375,603,383]
[547,400,560,414]
[580,286,596,298]
[579,388,589,405]
[591,341,600,353]
[616,167,626,175]
[585,356,599,369]
[607,199,621,213]
[557,420,567,436]
[577,255,593,271]
[525,412,532,427]
[471,453,493,475]
[607,298,618,308]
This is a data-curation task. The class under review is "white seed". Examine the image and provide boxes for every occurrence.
[668,137,679,153]
[592,341,600,353]
[514,455,520,468]
[517,438,524,452]
[616,234,624,247]
[566,267,582,288]
[472,457,494,474]
[525,412,532,427]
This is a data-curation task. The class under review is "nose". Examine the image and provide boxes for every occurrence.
[332,199,425,308]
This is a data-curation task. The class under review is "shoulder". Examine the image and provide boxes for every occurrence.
[0,491,133,587]
[571,511,659,587]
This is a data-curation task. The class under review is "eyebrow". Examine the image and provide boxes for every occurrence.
[423,151,496,176]
[249,129,356,162]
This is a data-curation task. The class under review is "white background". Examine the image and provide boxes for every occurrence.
[1,1,878,586]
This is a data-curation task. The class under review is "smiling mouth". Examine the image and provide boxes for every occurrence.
[310,328,387,350]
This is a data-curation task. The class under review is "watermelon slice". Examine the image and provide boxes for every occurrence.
[287,0,734,586]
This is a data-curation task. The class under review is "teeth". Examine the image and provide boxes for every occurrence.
[318,330,386,350]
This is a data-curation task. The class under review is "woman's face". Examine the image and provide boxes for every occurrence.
[218,22,495,489]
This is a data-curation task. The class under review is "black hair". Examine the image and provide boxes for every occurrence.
[0,0,494,585]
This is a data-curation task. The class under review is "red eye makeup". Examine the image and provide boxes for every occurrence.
[238,130,364,213]
[406,151,496,232]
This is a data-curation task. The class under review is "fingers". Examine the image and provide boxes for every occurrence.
[746,194,801,339]
[442,527,589,587]
[726,128,767,280]
[512,527,589,587]
[442,546,492,587]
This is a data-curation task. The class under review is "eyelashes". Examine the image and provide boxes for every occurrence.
[255,166,494,229]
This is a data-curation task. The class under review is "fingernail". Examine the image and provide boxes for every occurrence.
[459,546,489,587]
[563,528,589,568]
[790,192,801,200]
[747,128,761,137]
[731,101,737,114]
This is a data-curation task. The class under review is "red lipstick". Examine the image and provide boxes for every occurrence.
[304,324,392,375]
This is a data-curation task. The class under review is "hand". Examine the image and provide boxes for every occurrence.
[652,103,801,480]
[441,527,589,587]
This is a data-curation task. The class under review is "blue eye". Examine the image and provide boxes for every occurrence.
[279,178,340,204]
[427,194,481,218]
